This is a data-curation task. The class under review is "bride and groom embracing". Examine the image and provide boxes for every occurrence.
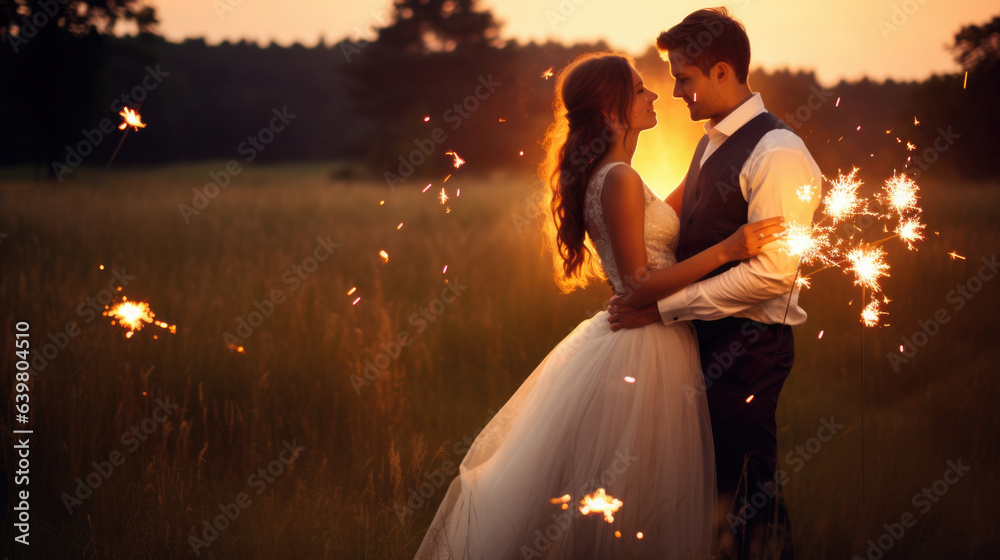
[415,7,821,560]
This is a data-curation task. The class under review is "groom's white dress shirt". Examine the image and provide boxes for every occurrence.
[657,93,822,326]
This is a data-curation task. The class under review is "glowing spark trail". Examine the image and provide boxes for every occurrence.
[105,299,175,338]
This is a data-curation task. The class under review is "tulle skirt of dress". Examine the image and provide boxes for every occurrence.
[414,310,715,560]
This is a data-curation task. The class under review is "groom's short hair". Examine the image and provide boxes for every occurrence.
[657,7,751,84]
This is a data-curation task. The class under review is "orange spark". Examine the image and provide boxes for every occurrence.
[636,532,644,539]
[442,265,448,274]
[963,71,968,89]
[445,150,465,168]
[519,150,524,156]
[541,67,554,80]
[498,118,507,123]
[624,376,636,383]
[422,183,432,193]
[549,494,571,504]
[379,250,389,263]
[347,287,357,295]
[439,188,449,204]
[818,330,824,339]
[352,297,361,305]
[948,251,965,260]
[906,142,916,151]
[745,395,754,403]
[118,107,146,131]
[835,97,841,107]
[423,116,430,122]
[397,222,403,230]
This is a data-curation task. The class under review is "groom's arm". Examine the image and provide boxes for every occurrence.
[656,132,821,324]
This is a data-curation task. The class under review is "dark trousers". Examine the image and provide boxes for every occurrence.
[694,317,795,560]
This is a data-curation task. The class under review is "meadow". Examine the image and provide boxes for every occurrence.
[0,163,996,559]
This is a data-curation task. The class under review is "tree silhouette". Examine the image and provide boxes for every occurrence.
[952,15,1000,74]
[375,0,503,54]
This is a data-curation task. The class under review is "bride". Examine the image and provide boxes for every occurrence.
[414,52,785,559]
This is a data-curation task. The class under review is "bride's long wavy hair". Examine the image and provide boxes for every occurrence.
[539,52,636,293]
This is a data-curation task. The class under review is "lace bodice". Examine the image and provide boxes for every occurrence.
[584,162,680,294]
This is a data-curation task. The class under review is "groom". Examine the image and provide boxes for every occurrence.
[608,7,821,559]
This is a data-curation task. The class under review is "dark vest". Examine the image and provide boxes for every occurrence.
[676,112,793,281]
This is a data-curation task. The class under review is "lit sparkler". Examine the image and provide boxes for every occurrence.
[882,173,919,215]
[578,488,623,523]
[118,107,146,131]
[104,298,176,338]
[845,246,889,293]
[860,300,885,327]
[895,217,925,250]
[822,168,865,223]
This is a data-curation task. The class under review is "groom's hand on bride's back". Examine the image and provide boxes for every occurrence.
[607,294,661,331]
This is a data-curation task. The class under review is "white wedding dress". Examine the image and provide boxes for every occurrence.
[415,162,715,559]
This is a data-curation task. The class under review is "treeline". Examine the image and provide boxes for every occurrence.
[1,10,996,183]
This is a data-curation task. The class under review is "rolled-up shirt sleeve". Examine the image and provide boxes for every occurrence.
[658,133,821,324]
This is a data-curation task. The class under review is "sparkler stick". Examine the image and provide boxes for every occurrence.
[770,168,925,501]
[107,105,146,170]
[73,104,147,229]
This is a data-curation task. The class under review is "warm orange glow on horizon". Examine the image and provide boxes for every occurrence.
[153,0,994,84]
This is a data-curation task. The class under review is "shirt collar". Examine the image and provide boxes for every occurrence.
[703,92,767,139]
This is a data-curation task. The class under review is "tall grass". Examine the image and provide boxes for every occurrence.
[0,163,996,558]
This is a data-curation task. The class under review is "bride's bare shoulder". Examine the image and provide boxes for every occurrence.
[601,164,644,202]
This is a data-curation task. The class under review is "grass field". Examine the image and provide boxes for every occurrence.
[0,163,997,559]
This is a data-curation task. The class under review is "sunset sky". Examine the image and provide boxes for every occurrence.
[152,0,996,84]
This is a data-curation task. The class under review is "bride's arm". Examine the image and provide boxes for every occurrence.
[602,166,783,309]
